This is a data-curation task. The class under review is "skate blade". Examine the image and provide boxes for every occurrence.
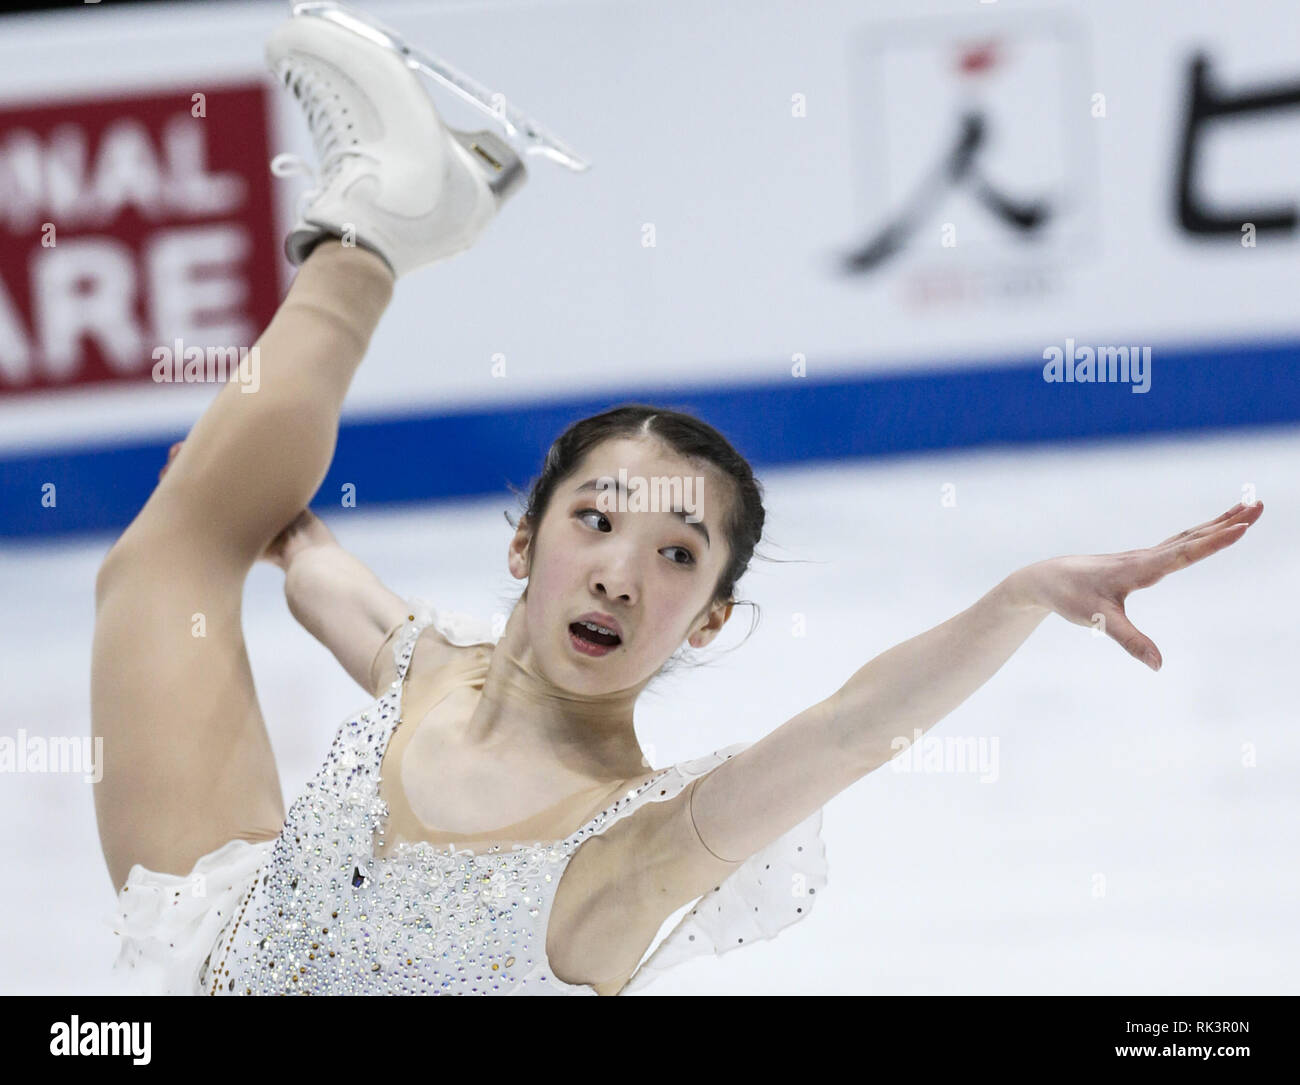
[290,0,591,173]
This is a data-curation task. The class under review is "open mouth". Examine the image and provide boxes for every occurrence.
[568,619,622,653]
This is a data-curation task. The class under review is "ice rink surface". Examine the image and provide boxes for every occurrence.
[2,424,1294,995]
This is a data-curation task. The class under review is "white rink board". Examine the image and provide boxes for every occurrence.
[0,0,1296,450]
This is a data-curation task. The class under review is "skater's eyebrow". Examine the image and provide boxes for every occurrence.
[572,479,710,547]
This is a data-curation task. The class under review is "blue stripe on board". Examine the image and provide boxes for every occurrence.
[3,339,1298,541]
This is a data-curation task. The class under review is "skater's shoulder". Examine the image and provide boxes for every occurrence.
[409,621,493,687]
[370,604,495,697]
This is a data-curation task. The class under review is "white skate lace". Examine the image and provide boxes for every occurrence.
[270,148,372,222]
[268,59,376,221]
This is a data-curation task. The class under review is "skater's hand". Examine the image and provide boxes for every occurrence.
[1007,501,1263,671]
[159,441,335,572]
[159,440,184,482]
[260,508,336,572]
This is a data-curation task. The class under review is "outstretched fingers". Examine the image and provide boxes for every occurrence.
[1154,501,1263,549]
[1125,516,1254,597]
[1166,517,1254,569]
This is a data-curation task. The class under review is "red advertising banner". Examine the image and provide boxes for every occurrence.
[0,81,279,396]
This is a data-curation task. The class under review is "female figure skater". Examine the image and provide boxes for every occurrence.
[96,6,1263,996]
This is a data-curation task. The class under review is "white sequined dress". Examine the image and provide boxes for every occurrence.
[106,601,828,995]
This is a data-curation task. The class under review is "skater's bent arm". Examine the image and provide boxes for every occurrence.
[283,541,411,696]
[686,573,1051,864]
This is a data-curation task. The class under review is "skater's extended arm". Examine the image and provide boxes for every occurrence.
[681,573,1048,864]
[682,502,1262,866]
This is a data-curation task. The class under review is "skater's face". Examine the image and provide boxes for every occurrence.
[508,435,734,694]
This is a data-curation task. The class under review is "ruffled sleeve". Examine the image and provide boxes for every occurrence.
[405,596,500,649]
[621,742,829,994]
[105,838,277,995]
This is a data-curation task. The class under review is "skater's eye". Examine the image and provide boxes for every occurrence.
[576,508,696,567]
[662,545,696,567]
[576,508,611,532]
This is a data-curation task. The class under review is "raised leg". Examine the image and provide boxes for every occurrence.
[91,242,393,890]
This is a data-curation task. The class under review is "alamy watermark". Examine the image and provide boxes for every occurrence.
[890,728,1000,783]
[50,1015,150,1065]
[152,339,260,393]
[1043,340,1151,394]
[1,730,102,782]
[594,468,705,523]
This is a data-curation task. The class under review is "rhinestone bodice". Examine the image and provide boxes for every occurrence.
[200,612,676,996]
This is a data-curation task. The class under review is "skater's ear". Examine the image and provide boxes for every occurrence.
[687,599,733,649]
[507,513,535,581]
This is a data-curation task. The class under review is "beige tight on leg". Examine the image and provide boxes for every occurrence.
[91,242,394,891]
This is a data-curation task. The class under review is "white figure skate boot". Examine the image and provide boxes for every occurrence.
[266,5,549,277]
[289,2,591,172]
